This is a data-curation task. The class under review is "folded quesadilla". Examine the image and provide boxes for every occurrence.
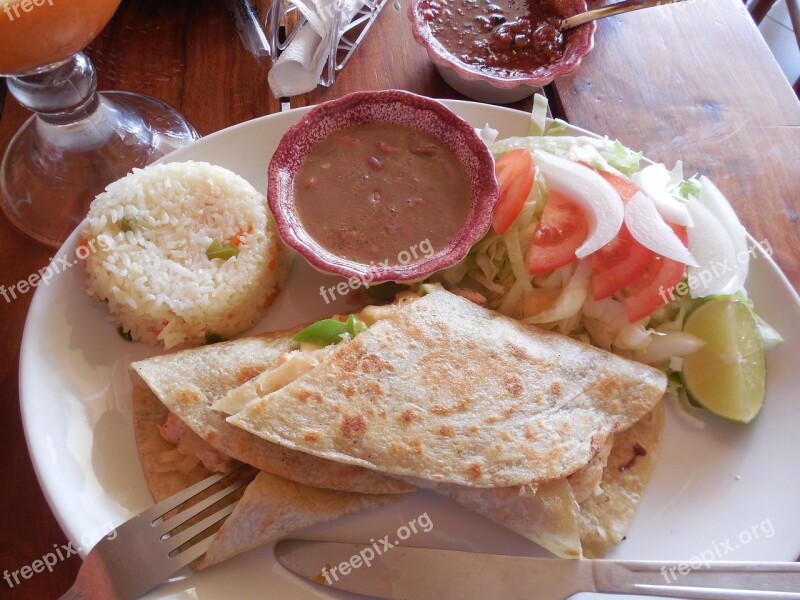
[132,382,405,570]
[132,284,666,564]
[131,332,412,495]
[224,286,667,488]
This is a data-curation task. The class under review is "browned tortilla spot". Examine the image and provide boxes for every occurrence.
[177,388,202,409]
[505,342,529,362]
[504,375,524,398]
[429,398,470,416]
[399,408,417,426]
[304,432,321,443]
[360,353,393,374]
[362,380,383,400]
[467,463,483,480]
[237,365,264,385]
[341,414,367,438]
[438,424,455,437]
[297,390,324,404]
[549,381,563,397]
[524,423,537,441]
[338,352,359,372]
[598,377,617,398]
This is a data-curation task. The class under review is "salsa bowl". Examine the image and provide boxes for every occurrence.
[408,0,596,103]
[267,90,498,284]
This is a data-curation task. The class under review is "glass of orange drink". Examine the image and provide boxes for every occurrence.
[0,0,199,247]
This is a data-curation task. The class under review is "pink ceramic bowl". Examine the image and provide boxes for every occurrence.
[408,0,596,104]
[268,90,498,284]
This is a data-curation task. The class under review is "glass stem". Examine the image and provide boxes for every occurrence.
[7,52,99,124]
[5,52,149,153]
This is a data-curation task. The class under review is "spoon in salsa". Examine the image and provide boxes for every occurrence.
[560,0,689,31]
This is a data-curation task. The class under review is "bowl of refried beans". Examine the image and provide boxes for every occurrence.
[267,90,499,284]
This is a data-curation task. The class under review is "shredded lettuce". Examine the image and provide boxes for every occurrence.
[522,260,591,326]
[529,93,549,136]
[503,224,534,294]
[489,135,642,176]
[679,177,702,199]
[546,119,569,136]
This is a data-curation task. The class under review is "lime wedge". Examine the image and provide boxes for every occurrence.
[681,296,766,423]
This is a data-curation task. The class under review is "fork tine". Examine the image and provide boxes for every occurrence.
[141,463,251,523]
[166,528,219,570]
[155,473,255,536]
[164,501,238,555]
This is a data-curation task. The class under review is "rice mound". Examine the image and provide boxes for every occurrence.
[83,161,289,348]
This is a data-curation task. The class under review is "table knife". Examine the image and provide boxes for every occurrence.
[274,539,800,599]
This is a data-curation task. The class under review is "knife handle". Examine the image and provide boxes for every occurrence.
[594,559,800,599]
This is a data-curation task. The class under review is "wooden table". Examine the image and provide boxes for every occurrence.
[0,0,797,597]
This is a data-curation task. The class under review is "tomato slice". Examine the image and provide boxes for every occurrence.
[492,149,534,236]
[527,191,589,275]
[589,169,655,300]
[593,168,640,201]
[621,225,688,322]
[590,225,656,300]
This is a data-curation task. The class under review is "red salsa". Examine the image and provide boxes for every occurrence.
[419,0,567,78]
[294,122,471,266]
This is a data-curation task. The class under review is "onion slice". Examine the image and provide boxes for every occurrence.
[686,198,747,297]
[631,163,693,226]
[635,331,706,365]
[476,124,499,145]
[697,176,748,254]
[533,150,624,259]
[625,192,698,266]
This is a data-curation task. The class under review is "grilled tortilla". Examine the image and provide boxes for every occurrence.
[405,404,663,559]
[132,382,404,569]
[578,401,665,557]
[226,287,667,488]
[131,332,412,495]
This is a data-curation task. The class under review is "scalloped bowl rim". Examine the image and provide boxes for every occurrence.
[407,0,596,89]
[267,90,499,283]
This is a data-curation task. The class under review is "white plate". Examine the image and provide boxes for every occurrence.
[21,101,800,599]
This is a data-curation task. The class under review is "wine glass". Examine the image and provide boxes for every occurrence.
[0,0,200,247]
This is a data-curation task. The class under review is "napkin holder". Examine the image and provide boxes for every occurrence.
[265,0,389,87]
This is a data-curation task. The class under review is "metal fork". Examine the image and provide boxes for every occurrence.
[59,465,258,600]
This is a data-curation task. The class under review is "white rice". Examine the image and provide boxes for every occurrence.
[83,161,289,348]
